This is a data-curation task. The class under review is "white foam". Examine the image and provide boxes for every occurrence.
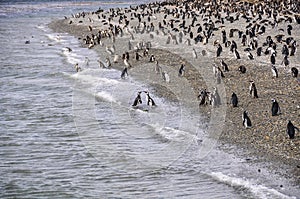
[210,172,296,199]
[153,125,198,142]
[95,91,117,103]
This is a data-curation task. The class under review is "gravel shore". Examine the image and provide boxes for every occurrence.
[49,0,299,184]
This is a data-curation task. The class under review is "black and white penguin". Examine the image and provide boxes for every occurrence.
[247,51,254,60]
[74,63,81,72]
[121,67,128,79]
[145,91,156,106]
[192,48,197,59]
[234,48,241,59]
[270,53,276,65]
[291,67,298,77]
[271,99,281,116]
[256,47,262,56]
[249,81,258,98]
[198,89,208,106]
[287,24,292,35]
[178,63,185,77]
[231,92,238,107]
[242,111,252,128]
[286,121,299,139]
[221,59,229,72]
[149,54,155,62]
[271,65,278,78]
[162,71,170,83]
[132,91,142,107]
[216,43,222,57]
[238,65,246,73]
[281,55,289,67]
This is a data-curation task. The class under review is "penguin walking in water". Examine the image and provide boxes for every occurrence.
[216,43,223,57]
[271,99,281,116]
[121,67,128,79]
[291,67,298,77]
[145,91,156,106]
[242,111,252,128]
[105,57,111,68]
[74,63,81,72]
[178,63,185,77]
[132,91,142,107]
[249,81,258,98]
[231,92,238,107]
[271,65,278,78]
[287,121,299,139]
[220,59,229,72]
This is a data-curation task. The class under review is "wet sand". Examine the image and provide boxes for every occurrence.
[49,0,300,184]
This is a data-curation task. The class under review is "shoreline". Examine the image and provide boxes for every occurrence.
[48,0,299,184]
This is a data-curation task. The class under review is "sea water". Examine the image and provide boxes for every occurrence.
[0,0,299,198]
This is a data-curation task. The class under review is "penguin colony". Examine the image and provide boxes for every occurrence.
[63,0,299,145]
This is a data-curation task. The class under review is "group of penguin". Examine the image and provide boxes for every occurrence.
[132,91,156,107]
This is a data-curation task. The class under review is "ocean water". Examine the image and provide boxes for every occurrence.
[0,0,299,198]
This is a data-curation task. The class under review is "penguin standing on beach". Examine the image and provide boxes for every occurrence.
[231,92,238,107]
[249,81,258,98]
[198,89,208,106]
[192,48,197,59]
[291,67,298,77]
[234,48,241,59]
[271,99,281,116]
[220,59,229,72]
[287,121,299,139]
[238,65,246,73]
[242,111,252,128]
[271,65,278,78]
[132,91,142,107]
[216,43,222,57]
[145,91,156,106]
[178,63,185,77]
[270,53,276,65]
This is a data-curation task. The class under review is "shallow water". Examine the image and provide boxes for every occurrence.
[0,0,299,198]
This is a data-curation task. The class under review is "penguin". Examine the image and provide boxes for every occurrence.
[74,63,81,72]
[105,57,111,68]
[281,55,289,67]
[162,71,170,83]
[242,111,252,128]
[270,53,276,65]
[230,92,238,107]
[178,63,185,77]
[291,67,298,77]
[198,89,208,106]
[113,54,119,63]
[145,91,156,106]
[271,65,278,78]
[238,65,246,73]
[132,91,142,107]
[216,43,222,57]
[271,99,281,116]
[149,54,155,62]
[286,121,299,139]
[121,67,128,79]
[221,59,229,72]
[212,87,221,106]
[287,24,292,35]
[234,48,241,59]
[247,51,254,60]
[249,81,258,98]
[256,47,262,56]
[192,48,197,59]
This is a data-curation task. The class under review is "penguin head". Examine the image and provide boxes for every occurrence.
[271,98,276,103]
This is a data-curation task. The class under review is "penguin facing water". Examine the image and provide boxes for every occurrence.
[132,91,142,107]
[271,65,278,78]
[291,67,298,77]
[178,63,185,77]
[242,111,252,128]
[121,67,128,79]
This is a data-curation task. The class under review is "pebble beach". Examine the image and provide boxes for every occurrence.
[49,0,299,184]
